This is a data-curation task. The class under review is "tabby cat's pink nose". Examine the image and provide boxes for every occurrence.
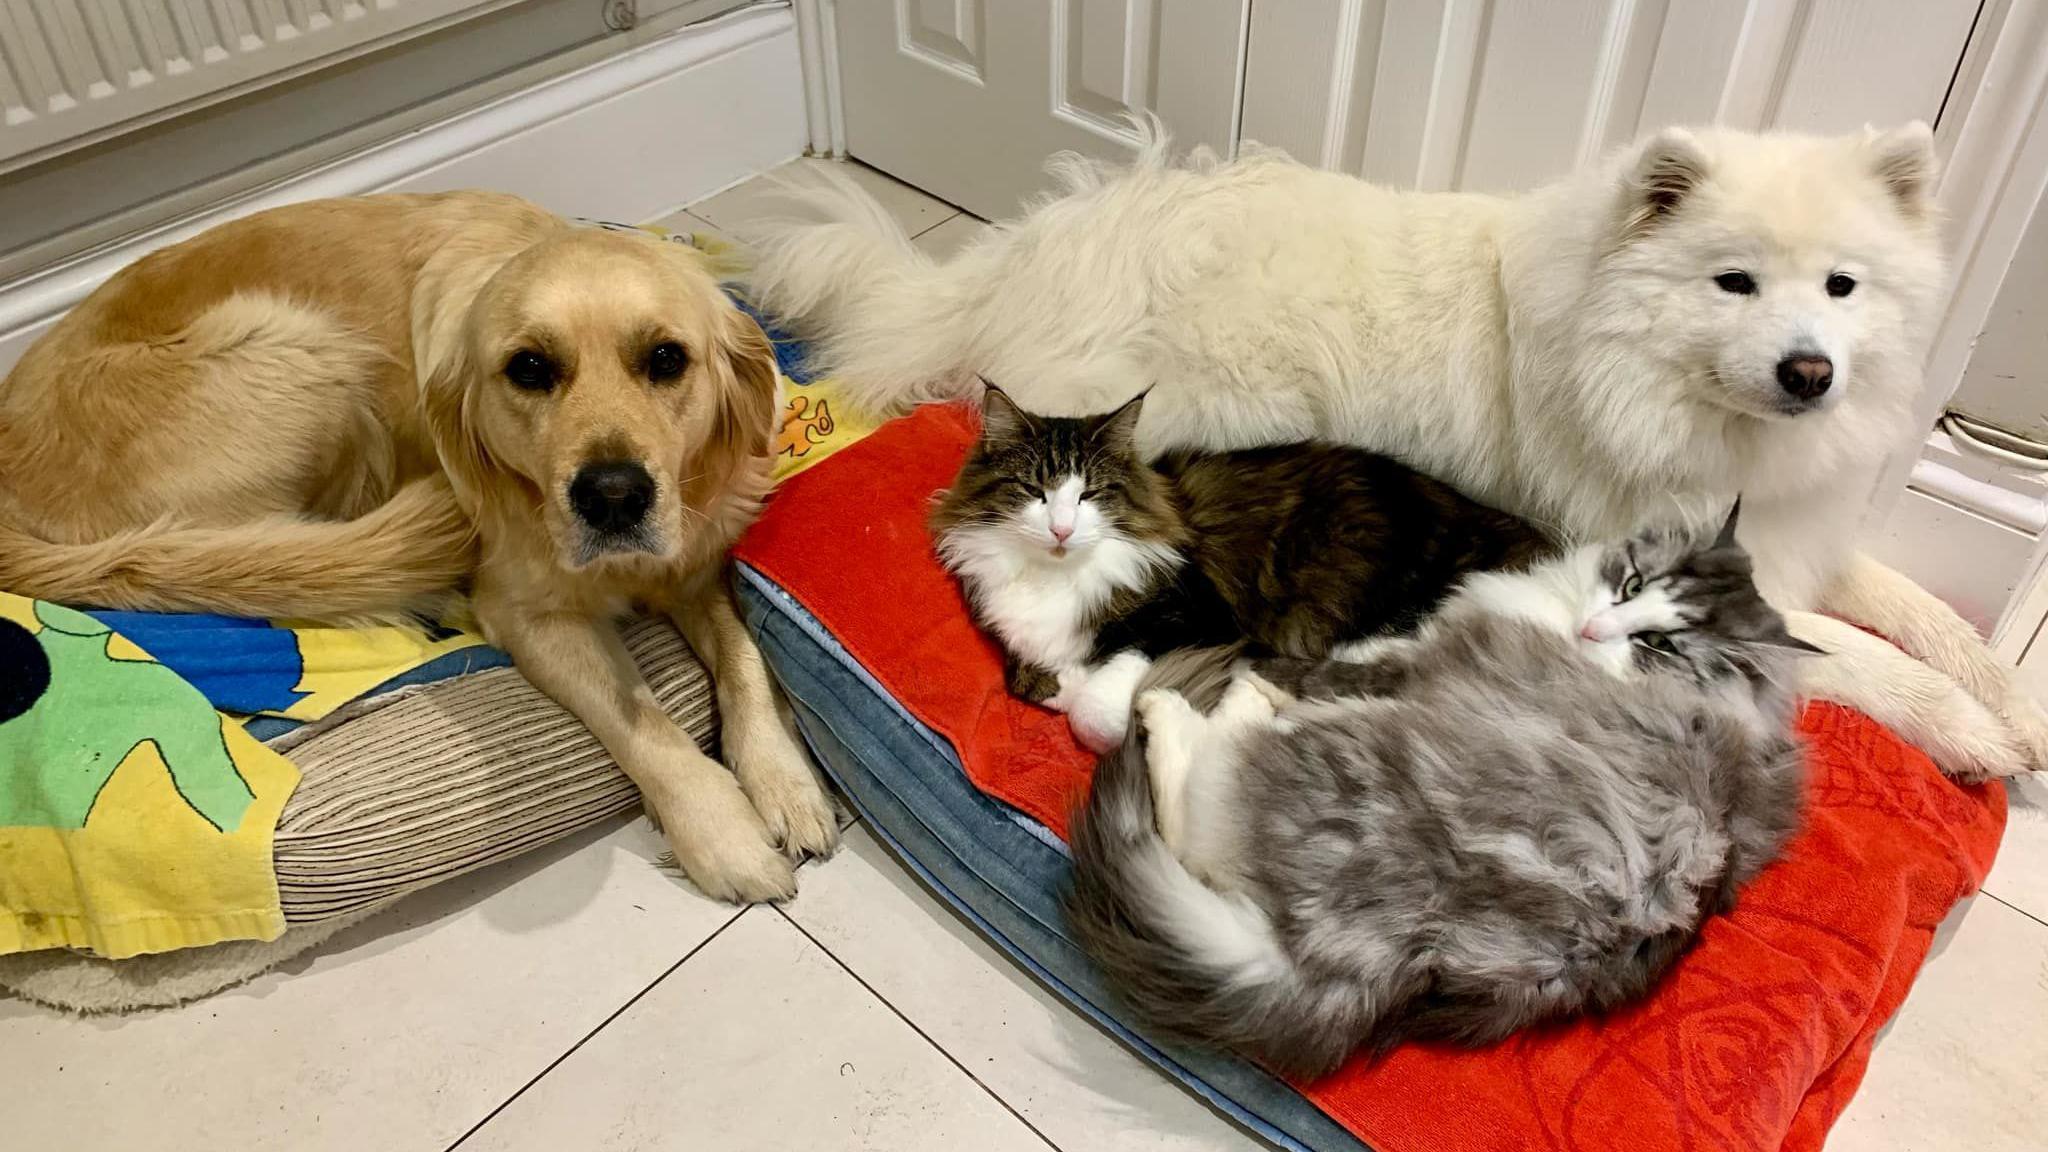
[1051,524,1073,543]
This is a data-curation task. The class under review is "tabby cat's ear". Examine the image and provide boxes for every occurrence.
[979,381,1031,442]
[1097,389,1148,452]
[1714,497,1743,549]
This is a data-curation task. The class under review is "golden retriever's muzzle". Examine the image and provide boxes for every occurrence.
[567,457,661,563]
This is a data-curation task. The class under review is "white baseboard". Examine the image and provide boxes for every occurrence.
[1866,428,2048,654]
[0,5,804,375]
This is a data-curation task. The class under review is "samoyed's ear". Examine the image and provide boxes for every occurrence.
[1619,127,1710,239]
[1868,121,1938,218]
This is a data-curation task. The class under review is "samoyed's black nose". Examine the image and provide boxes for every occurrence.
[570,460,655,532]
[1776,355,1833,400]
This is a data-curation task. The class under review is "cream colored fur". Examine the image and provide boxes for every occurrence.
[0,192,837,901]
[742,124,2046,781]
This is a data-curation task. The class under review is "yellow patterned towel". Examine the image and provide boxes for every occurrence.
[0,595,300,958]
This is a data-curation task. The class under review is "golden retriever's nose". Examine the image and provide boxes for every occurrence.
[570,460,655,533]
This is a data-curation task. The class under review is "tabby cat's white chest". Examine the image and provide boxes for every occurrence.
[941,528,1179,672]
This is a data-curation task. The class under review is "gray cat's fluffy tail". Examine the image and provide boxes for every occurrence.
[1064,649,1372,1080]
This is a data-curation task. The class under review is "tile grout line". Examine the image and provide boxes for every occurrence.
[771,903,1065,1152]
[907,209,962,241]
[441,905,751,1152]
[1984,889,2048,930]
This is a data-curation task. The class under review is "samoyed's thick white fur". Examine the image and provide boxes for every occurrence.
[742,121,2048,781]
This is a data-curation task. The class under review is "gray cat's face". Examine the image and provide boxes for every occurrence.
[932,388,1175,563]
[1577,506,1816,686]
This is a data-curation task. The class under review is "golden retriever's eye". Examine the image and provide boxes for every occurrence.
[505,350,555,392]
[647,341,688,383]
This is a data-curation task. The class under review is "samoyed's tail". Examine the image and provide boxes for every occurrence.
[739,117,1176,416]
[0,476,475,624]
[1063,648,1374,1080]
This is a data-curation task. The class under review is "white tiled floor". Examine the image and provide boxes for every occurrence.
[4,161,2044,1151]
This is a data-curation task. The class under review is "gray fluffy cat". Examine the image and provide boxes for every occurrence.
[1065,507,1816,1078]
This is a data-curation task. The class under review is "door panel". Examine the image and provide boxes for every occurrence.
[833,0,1247,218]
[1239,0,1982,193]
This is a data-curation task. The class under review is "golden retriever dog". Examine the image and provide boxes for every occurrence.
[0,191,838,902]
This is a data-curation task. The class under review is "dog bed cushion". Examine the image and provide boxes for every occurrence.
[732,402,2007,1152]
[0,618,710,1010]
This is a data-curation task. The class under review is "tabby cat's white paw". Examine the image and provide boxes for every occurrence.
[1067,651,1152,752]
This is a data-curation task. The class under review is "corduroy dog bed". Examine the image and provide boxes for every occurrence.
[0,619,711,1012]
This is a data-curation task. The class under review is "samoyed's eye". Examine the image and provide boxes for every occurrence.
[1714,271,1757,295]
[1826,273,1857,298]
[1620,572,1644,601]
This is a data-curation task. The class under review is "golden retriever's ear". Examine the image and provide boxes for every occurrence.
[421,341,494,518]
[715,307,782,462]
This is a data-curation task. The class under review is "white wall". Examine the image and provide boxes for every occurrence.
[0,7,807,377]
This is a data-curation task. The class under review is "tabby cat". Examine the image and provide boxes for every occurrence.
[930,386,1552,749]
[1065,507,1815,1078]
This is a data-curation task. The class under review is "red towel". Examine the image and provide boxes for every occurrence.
[735,403,2005,1152]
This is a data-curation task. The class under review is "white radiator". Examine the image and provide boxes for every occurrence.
[0,0,515,170]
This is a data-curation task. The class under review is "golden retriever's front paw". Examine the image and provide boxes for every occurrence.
[653,782,799,904]
[739,751,841,861]
[686,837,800,904]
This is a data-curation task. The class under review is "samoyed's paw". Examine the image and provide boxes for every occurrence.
[1995,677,2048,773]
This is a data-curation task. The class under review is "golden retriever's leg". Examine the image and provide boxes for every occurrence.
[671,578,840,860]
[1821,551,2048,769]
[493,607,800,902]
[1788,611,2027,782]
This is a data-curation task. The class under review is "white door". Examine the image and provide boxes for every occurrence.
[828,0,1250,218]
[829,1,1979,210]
[1236,0,1982,193]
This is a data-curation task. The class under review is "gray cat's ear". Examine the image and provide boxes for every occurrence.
[1756,630,1825,657]
[979,381,1031,442]
[1714,497,1743,549]
[1099,389,1148,450]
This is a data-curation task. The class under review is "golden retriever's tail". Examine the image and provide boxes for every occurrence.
[0,477,475,624]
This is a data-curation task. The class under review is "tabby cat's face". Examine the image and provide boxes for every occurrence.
[933,388,1175,564]
[1575,506,1815,686]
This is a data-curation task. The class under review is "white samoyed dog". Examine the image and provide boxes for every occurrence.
[743,120,2047,781]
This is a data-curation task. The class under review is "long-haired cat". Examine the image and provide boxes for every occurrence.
[930,386,1552,749]
[1065,507,1815,1078]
